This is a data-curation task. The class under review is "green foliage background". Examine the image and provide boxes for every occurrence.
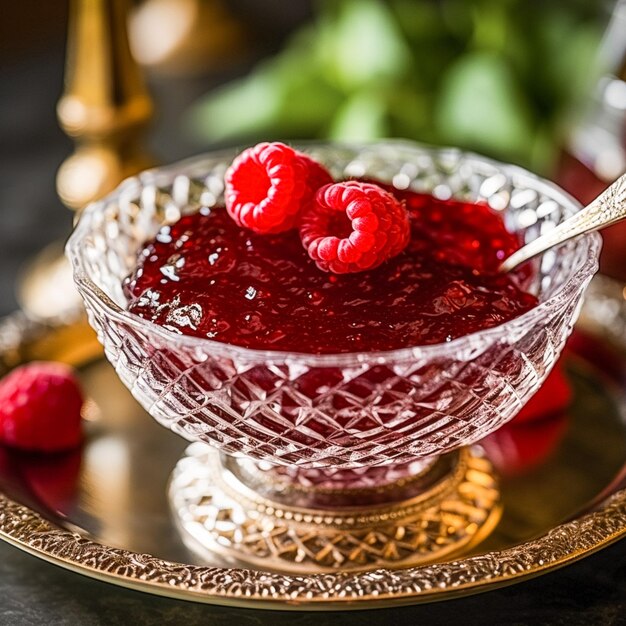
[189,0,608,173]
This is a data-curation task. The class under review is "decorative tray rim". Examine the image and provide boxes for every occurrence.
[0,274,625,610]
[0,490,624,609]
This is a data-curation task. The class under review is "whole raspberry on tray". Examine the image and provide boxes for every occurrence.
[225,142,332,234]
[300,181,411,273]
[0,362,83,452]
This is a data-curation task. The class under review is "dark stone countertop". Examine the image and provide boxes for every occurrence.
[0,46,625,626]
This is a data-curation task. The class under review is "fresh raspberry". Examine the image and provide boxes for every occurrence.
[225,142,332,234]
[0,362,83,452]
[298,152,334,191]
[300,181,410,273]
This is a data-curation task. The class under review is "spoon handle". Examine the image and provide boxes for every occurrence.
[499,172,626,273]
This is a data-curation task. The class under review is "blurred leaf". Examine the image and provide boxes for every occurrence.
[318,0,411,90]
[390,0,445,42]
[328,90,389,140]
[439,0,474,41]
[188,31,342,142]
[187,65,283,142]
[541,18,602,108]
[435,52,535,161]
[529,122,558,173]
[187,0,607,174]
[470,0,510,52]
[387,88,431,140]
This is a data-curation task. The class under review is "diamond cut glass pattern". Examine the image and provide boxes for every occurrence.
[67,142,600,468]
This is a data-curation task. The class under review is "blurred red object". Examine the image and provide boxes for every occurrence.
[555,4,626,281]
[480,359,572,476]
[0,362,83,453]
[512,359,572,424]
[0,444,82,515]
[481,412,568,477]
[19,449,82,515]
[557,153,626,281]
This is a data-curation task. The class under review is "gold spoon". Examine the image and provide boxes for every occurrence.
[499,173,626,273]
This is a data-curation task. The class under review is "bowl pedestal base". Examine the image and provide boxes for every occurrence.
[169,444,502,573]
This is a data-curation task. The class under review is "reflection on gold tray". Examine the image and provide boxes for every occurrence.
[0,275,625,610]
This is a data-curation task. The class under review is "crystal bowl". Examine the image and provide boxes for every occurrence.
[66,141,600,470]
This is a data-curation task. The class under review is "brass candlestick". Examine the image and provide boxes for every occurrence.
[57,0,155,210]
[20,0,156,321]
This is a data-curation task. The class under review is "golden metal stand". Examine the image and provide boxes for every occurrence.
[57,0,155,210]
[19,0,155,321]
[171,445,501,573]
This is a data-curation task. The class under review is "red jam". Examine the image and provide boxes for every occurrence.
[124,183,537,354]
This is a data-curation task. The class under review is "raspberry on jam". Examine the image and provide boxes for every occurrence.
[224,142,332,234]
[300,181,410,274]
[124,181,537,354]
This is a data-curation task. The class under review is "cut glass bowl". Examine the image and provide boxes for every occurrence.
[66,141,601,470]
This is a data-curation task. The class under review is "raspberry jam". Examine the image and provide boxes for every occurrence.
[124,184,537,354]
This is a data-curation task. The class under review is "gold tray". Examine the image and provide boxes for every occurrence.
[0,275,625,611]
